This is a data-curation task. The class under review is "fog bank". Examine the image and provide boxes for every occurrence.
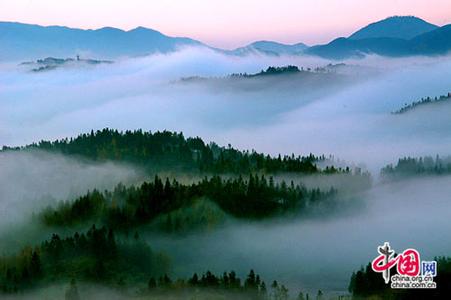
[148,175,451,294]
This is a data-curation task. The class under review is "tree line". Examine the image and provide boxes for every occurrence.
[229,65,339,78]
[64,268,323,300]
[145,269,323,300]
[392,92,451,114]
[2,128,350,175]
[0,226,322,300]
[0,225,169,294]
[40,174,337,230]
[381,155,451,178]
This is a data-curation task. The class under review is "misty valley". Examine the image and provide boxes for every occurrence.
[1,128,451,299]
[1,12,451,300]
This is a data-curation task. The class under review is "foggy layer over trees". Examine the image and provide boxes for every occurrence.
[0,129,373,299]
[0,221,308,300]
[2,48,451,172]
[1,43,451,299]
[1,225,299,299]
[0,225,169,294]
[0,128,376,299]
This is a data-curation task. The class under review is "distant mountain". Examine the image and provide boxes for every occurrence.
[305,37,410,59]
[349,16,438,40]
[231,40,308,56]
[0,22,204,61]
[306,21,451,59]
[1,17,450,62]
[410,24,451,55]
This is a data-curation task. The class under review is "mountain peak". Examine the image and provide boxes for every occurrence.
[129,26,158,33]
[349,15,438,40]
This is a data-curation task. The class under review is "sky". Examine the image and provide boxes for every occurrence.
[0,0,450,49]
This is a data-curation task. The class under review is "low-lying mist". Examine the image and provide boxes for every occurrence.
[1,283,264,300]
[0,150,144,244]
[1,48,450,173]
[1,47,451,297]
[146,175,451,294]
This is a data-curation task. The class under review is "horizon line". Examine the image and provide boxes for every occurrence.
[0,14,447,50]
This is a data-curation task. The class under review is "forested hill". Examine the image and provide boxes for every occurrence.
[381,155,451,178]
[0,224,302,299]
[181,65,346,83]
[392,93,451,114]
[40,174,337,230]
[2,129,348,175]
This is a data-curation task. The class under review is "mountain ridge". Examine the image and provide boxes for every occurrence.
[306,23,451,59]
[1,16,450,61]
[349,16,438,40]
[0,21,204,60]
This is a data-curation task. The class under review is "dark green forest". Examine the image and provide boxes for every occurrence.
[381,155,451,178]
[0,225,169,294]
[0,225,319,300]
[1,129,348,175]
[40,174,337,230]
[0,129,371,298]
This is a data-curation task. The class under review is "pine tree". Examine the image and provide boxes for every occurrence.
[65,279,80,300]
[297,291,305,300]
[148,278,157,289]
[29,250,42,278]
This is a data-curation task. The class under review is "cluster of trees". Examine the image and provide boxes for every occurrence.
[229,65,297,77]
[348,257,451,299]
[185,64,340,83]
[146,269,269,298]
[62,269,321,300]
[348,263,389,298]
[253,66,301,76]
[41,174,337,230]
[381,155,451,178]
[230,65,302,78]
[393,93,451,114]
[1,226,309,299]
[0,225,168,294]
[145,269,322,300]
[2,129,343,175]
[1,226,320,299]
[230,65,341,78]
[154,198,226,233]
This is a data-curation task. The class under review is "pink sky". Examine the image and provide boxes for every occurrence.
[0,0,450,49]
